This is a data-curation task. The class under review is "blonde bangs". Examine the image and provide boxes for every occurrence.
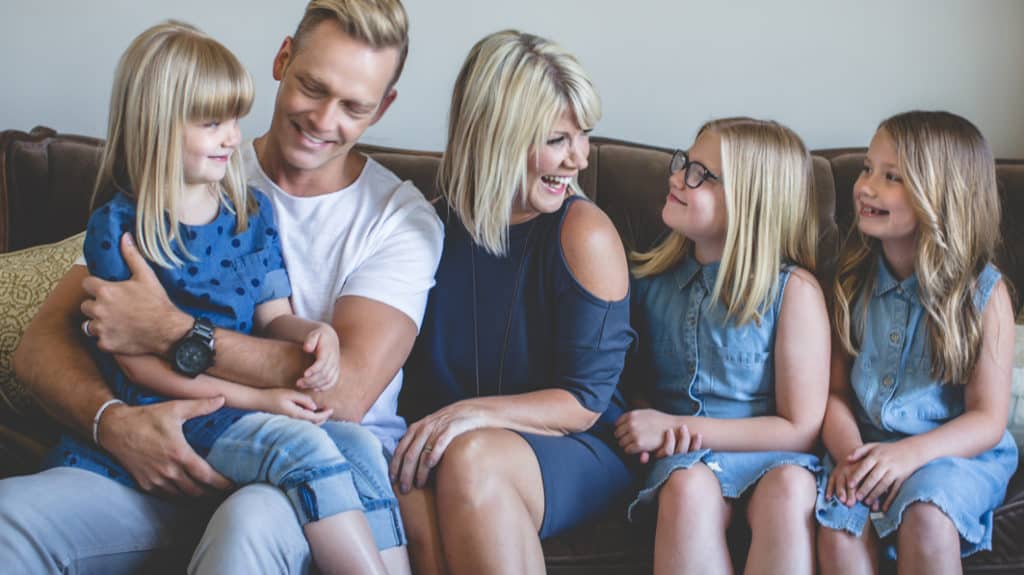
[186,42,254,123]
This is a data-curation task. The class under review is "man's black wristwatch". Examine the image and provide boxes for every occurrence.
[172,317,216,377]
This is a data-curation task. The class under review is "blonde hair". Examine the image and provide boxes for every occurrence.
[632,117,817,326]
[833,111,1000,384]
[438,29,601,256]
[93,20,255,268]
[292,0,409,91]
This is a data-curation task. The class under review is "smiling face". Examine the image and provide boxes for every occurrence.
[855,128,919,262]
[262,19,399,190]
[512,110,591,224]
[183,117,242,192]
[662,129,728,262]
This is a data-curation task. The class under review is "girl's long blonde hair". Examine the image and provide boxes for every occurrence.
[93,20,255,268]
[633,117,817,326]
[438,29,601,256]
[833,111,1001,384]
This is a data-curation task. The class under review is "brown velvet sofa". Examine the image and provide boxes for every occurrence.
[1,126,1023,573]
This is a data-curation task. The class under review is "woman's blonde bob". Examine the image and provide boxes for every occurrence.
[93,20,255,268]
[438,29,600,256]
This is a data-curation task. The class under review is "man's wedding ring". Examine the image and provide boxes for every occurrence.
[82,319,93,337]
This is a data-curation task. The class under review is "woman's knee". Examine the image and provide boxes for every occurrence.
[435,429,534,507]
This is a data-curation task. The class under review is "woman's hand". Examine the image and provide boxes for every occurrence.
[296,322,340,391]
[650,424,703,463]
[256,388,333,424]
[390,402,487,494]
[615,409,693,462]
[845,440,923,512]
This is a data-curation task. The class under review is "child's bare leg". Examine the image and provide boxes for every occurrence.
[381,545,412,575]
[745,465,817,575]
[305,510,387,575]
[654,464,733,575]
[817,516,879,575]
[896,502,961,575]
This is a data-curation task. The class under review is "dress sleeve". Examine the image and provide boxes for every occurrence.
[84,197,134,282]
[552,282,637,414]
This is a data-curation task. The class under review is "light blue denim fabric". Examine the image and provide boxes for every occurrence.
[206,414,404,550]
[628,257,821,522]
[815,259,1018,558]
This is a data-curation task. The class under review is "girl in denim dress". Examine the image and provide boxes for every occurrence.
[619,118,830,574]
[817,111,1018,573]
[50,21,406,574]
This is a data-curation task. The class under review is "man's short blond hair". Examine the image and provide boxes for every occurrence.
[293,0,409,90]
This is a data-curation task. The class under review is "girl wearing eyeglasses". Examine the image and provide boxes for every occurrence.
[616,117,829,574]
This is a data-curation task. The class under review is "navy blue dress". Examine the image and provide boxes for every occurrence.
[402,196,638,537]
[42,190,291,486]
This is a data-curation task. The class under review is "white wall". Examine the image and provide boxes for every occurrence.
[2,1,1023,156]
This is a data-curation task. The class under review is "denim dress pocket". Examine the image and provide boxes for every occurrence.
[705,344,773,417]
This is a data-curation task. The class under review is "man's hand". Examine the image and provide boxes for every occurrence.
[81,233,191,355]
[98,397,233,497]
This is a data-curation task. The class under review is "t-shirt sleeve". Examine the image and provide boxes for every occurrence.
[553,284,637,414]
[84,198,134,282]
[252,190,292,304]
[339,192,443,329]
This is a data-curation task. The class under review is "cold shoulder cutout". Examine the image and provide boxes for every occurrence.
[560,198,629,303]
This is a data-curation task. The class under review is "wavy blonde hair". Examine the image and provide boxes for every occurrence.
[93,20,254,268]
[438,29,601,256]
[292,0,409,92]
[833,111,1000,384]
[633,118,817,326]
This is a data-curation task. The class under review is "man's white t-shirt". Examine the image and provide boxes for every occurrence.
[241,141,443,452]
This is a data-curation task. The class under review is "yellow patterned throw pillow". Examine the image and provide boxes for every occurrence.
[0,232,85,413]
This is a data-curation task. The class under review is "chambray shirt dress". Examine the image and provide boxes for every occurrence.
[815,259,1018,557]
[627,258,821,524]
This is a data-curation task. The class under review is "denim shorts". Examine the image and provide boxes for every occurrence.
[206,413,405,550]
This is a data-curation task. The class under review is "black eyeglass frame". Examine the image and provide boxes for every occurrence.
[670,149,721,189]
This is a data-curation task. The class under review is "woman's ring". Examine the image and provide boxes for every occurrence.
[82,319,93,337]
[423,444,434,453]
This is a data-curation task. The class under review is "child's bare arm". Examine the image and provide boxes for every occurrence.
[115,354,331,424]
[254,298,341,390]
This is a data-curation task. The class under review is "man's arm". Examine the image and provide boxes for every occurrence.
[13,264,230,496]
[80,234,313,388]
[305,295,418,421]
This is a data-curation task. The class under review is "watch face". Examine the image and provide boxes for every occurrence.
[176,339,213,374]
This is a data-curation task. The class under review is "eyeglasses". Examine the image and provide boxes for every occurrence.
[670,150,720,189]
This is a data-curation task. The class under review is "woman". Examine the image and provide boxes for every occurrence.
[392,30,637,574]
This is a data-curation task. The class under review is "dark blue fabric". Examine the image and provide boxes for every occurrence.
[42,189,290,486]
[402,196,638,537]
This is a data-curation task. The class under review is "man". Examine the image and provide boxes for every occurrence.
[0,1,442,573]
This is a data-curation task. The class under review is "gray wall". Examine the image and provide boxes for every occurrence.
[3,1,1023,156]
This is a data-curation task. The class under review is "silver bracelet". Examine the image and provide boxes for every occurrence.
[92,398,125,446]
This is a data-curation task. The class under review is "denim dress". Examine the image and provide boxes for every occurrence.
[627,257,821,523]
[815,259,1018,557]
